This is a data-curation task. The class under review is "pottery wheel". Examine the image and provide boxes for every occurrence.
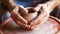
[3,16,60,34]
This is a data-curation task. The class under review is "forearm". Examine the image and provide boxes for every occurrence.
[0,0,15,11]
[45,0,60,13]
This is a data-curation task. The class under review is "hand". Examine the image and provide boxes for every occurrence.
[29,4,50,30]
[11,4,50,30]
[29,0,60,29]
[11,0,60,30]
[11,6,31,30]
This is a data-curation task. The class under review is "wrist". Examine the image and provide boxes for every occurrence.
[45,0,60,13]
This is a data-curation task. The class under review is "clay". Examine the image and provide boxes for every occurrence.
[21,8,38,24]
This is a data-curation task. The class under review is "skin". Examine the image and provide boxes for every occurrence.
[0,0,60,34]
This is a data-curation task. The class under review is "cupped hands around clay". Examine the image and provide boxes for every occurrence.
[21,7,38,22]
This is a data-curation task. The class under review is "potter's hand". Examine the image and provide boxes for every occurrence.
[30,4,50,30]
[11,6,30,30]
[30,0,60,29]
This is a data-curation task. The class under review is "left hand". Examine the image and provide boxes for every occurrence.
[29,4,50,30]
[29,0,60,29]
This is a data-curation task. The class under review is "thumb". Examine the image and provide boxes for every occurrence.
[33,4,42,12]
[18,5,28,14]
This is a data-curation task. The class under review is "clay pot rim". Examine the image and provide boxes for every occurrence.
[27,12,37,14]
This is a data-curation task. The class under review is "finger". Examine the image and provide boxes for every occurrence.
[33,4,42,12]
[30,4,50,26]
[30,13,49,30]
[30,11,49,26]
[30,23,40,30]
[0,18,11,34]
[18,5,28,14]
[1,18,12,28]
[11,7,28,24]
[11,15,30,29]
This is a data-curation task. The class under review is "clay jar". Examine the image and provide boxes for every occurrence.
[21,8,38,24]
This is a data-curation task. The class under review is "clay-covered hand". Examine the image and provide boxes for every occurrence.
[11,5,31,30]
[10,4,51,30]
[29,0,60,29]
[11,0,60,30]
[28,4,50,30]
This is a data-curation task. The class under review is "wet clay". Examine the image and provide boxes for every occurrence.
[21,8,38,25]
